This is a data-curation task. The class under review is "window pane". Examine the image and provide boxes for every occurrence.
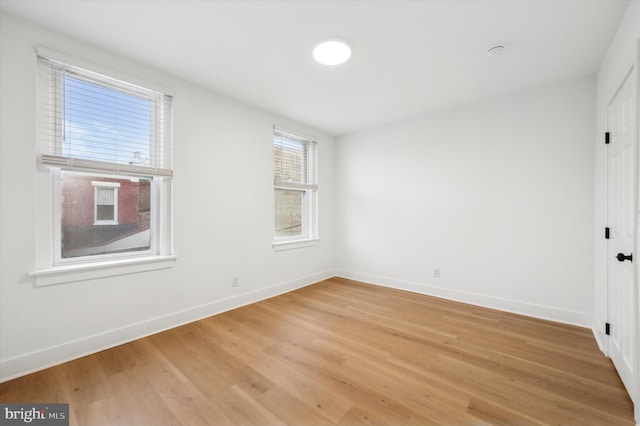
[61,172,152,259]
[96,187,115,205]
[64,75,152,165]
[274,138,305,183]
[275,189,303,238]
[96,204,115,221]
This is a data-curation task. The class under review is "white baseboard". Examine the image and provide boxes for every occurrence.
[592,323,608,356]
[0,270,335,383]
[336,269,592,328]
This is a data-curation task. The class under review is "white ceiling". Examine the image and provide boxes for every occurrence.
[0,0,629,136]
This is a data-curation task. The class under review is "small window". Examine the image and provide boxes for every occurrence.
[37,49,173,266]
[273,127,317,245]
[92,181,120,225]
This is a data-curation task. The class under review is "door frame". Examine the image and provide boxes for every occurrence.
[634,40,640,423]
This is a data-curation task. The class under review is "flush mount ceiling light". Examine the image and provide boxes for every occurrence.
[486,44,506,58]
[313,40,351,65]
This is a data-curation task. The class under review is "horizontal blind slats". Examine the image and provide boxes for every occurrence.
[38,56,173,177]
[96,187,115,205]
[273,128,317,188]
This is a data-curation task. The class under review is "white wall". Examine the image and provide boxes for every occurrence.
[335,76,596,326]
[0,12,335,381]
[593,0,640,353]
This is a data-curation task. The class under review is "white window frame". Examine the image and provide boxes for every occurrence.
[92,181,120,225]
[30,47,175,286]
[273,187,317,241]
[273,127,319,250]
[52,170,170,267]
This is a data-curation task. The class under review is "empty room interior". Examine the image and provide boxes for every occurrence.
[1,0,639,424]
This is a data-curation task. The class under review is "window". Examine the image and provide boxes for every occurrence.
[92,181,119,225]
[36,48,173,271]
[273,127,317,246]
[58,174,153,259]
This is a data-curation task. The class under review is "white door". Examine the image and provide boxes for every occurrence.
[607,67,637,402]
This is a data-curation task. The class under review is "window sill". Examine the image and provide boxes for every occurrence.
[273,239,319,252]
[29,255,177,287]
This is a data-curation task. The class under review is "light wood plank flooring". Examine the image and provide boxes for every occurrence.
[0,278,634,425]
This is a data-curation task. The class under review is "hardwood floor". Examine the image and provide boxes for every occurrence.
[0,277,634,425]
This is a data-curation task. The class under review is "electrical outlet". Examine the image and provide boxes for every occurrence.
[433,268,440,278]
[231,276,239,287]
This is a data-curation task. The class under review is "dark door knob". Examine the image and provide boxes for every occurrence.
[616,253,633,262]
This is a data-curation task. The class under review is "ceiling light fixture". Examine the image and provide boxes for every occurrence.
[313,40,351,66]
[486,44,506,58]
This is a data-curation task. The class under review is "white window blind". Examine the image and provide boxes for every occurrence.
[273,127,317,190]
[38,55,173,177]
[96,187,115,205]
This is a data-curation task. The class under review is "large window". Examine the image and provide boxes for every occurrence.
[37,49,173,267]
[273,127,317,245]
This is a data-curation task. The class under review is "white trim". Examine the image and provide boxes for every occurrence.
[593,323,608,355]
[47,172,171,270]
[1,270,335,383]
[273,238,320,251]
[91,181,120,188]
[633,41,640,422]
[29,255,177,287]
[336,270,592,327]
[273,189,318,244]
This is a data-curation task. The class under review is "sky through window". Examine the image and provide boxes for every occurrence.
[63,76,152,165]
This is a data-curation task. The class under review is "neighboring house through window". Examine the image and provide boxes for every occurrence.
[273,126,318,247]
